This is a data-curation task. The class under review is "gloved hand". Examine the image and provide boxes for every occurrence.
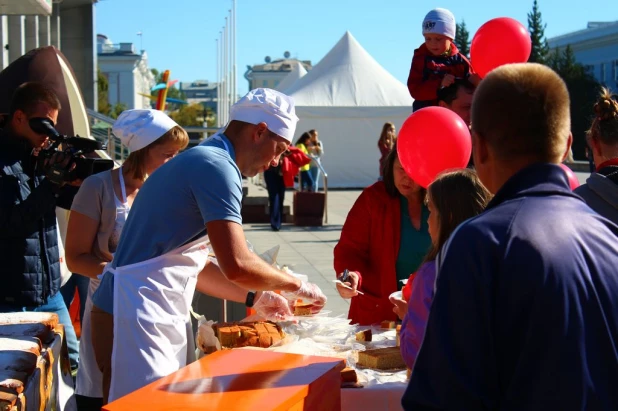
[253,291,294,321]
[281,281,327,309]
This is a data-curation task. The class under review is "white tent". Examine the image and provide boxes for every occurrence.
[285,31,413,188]
[276,61,307,93]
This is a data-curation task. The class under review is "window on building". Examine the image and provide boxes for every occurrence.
[274,80,280,87]
[262,80,268,87]
[601,63,606,84]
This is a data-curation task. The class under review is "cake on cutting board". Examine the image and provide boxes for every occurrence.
[208,321,285,351]
[357,347,406,370]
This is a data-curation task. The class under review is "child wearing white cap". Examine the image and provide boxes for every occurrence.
[64,109,189,403]
[407,8,480,112]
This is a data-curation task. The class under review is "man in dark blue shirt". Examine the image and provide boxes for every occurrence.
[403,63,618,410]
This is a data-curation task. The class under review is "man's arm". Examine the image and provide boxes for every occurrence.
[206,220,301,292]
[402,225,500,410]
[196,259,250,303]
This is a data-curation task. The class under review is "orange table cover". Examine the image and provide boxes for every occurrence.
[103,349,345,411]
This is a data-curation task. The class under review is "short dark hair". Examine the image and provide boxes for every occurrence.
[436,79,475,106]
[9,82,61,117]
[295,132,311,146]
[471,63,570,162]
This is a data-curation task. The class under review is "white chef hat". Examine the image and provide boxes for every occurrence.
[229,88,299,142]
[112,109,179,152]
[422,8,456,40]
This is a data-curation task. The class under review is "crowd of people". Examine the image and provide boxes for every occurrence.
[1,5,617,411]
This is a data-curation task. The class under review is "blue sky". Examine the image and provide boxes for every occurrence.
[96,0,618,95]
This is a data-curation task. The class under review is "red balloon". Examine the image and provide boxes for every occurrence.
[470,17,532,78]
[397,107,471,188]
[560,164,580,190]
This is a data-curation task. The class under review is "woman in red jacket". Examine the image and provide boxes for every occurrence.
[334,145,431,325]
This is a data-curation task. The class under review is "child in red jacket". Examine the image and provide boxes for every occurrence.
[407,8,480,112]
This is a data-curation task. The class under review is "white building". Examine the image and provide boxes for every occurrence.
[548,21,618,88]
[1,0,98,109]
[244,52,312,91]
[97,34,155,110]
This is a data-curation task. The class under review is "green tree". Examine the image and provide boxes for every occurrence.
[151,68,186,101]
[169,103,207,127]
[527,0,549,64]
[97,68,112,117]
[547,45,600,160]
[112,103,127,119]
[454,20,470,57]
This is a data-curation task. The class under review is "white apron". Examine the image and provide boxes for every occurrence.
[75,168,129,398]
[108,234,210,402]
[108,132,228,402]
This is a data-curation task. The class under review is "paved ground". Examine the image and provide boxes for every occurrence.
[242,170,591,318]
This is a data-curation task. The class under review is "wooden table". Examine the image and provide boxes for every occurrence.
[103,350,345,411]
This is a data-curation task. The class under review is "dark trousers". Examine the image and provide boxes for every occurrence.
[264,168,286,230]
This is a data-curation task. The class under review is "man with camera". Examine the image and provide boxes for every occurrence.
[0,82,79,371]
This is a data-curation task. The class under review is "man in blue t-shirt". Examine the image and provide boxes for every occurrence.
[92,89,328,403]
[402,64,618,410]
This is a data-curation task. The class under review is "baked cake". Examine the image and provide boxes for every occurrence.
[340,367,358,383]
[357,347,406,370]
[294,302,313,316]
[380,320,396,329]
[355,329,372,342]
[209,321,285,350]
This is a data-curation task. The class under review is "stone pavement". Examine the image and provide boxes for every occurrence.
[242,170,590,319]
[243,186,363,318]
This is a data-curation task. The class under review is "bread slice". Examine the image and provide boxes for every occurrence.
[294,302,313,316]
[0,370,27,394]
[355,329,372,342]
[380,320,396,329]
[0,312,58,329]
[211,321,285,350]
[0,337,41,375]
[340,367,358,383]
[357,347,406,370]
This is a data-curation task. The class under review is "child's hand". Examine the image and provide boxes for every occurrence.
[441,74,455,88]
[469,73,482,86]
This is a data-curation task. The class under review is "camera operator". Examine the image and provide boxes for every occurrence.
[0,82,80,371]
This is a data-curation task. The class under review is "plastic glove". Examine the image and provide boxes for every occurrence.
[253,291,294,322]
[281,281,327,309]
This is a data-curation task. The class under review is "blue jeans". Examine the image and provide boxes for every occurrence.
[0,292,79,371]
[60,273,90,323]
[309,166,321,192]
[300,170,315,192]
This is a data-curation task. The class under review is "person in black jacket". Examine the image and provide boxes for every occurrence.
[0,82,80,371]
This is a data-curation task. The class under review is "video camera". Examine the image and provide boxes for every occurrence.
[29,117,115,185]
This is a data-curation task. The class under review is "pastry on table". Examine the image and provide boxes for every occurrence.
[357,347,406,370]
[355,329,372,342]
[293,301,314,316]
[380,320,397,329]
[206,321,285,351]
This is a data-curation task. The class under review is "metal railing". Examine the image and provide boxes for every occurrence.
[86,109,218,162]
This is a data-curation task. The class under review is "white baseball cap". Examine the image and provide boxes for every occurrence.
[112,109,179,152]
[229,88,299,142]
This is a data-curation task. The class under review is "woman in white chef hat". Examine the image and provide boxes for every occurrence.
[64,109,189,404]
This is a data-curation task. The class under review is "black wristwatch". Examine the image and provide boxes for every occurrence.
[245,291,257,308]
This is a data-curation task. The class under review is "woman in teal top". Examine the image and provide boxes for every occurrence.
[334,145,431,325]
[397,195,432,286]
